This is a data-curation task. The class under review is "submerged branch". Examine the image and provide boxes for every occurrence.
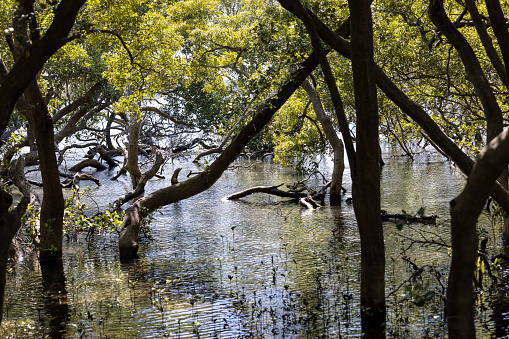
[225,181,330,202]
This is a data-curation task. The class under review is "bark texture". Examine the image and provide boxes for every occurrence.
[126,114,143,189]
[448,128,509,338]
[348,0,386,336]
[23,80,65,262]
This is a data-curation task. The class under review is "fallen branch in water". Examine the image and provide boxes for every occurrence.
[226,184,307,200]
[69,159,107,172]
[381,210,438,223]
[299,196,321,210]
[225,182,329,202]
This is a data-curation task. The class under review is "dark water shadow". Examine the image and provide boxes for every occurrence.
[40,260,69,339]
[488,285,509,337]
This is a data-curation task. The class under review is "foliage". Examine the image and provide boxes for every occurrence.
[19,190,124,242]
[372,0,509,155]
[63,189,124,237]
[270,91,327,170]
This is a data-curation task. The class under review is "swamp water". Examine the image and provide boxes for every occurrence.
[2,146,509,338]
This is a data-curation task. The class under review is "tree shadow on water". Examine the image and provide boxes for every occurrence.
[41,260,69,339]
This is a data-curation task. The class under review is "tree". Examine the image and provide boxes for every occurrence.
[347,1,386,335]
[301,78,344,204]
[118,50,323,257]
[448,127,509,338]
[0,0,86,324]
[277,1,509,336]
[0,191,28,324]
[0,0,87,139]
[116,0,355,258]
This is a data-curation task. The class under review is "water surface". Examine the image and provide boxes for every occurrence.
[2,146,508,338]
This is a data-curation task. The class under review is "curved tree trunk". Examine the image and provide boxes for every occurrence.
[480,0,509,244]
[280,3,509,216]
[110,150,164,212]
[119,48,325,258]
[429,0,509,244]
[464,0,509,88]
[105,112,117,150]
[301,78,344,205]
[448,128,509,338]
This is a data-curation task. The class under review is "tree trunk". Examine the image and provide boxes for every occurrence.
[0,0,86,141]
[0,188,28,324]
[69,159,108,172]
[448,128,509,338]
[24,79,65,262]
[301,78,345,205]
[105,112,117,150]
[464,0,509,88]
[483,0,509,244]
[109,150,164,212]
[429,0,509,244]
[119,49,324,258]
[282,5,509,215]
[348,0,386,337]
[126,114,142,189]
[41,259,69,338]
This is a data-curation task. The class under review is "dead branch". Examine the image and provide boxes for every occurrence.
[69,159,107,172]
[226,184,307,200]
[299,196,321,210]
[228,160,262,170]
[85,145,120,168]
[172,138,216,154]
[57,142,99,166]
[193,147,223,163]
[171,168,182,185]
[111,168,127,181]
[381,210,438,223]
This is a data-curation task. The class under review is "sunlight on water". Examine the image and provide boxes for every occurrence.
[2,146,509,338]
